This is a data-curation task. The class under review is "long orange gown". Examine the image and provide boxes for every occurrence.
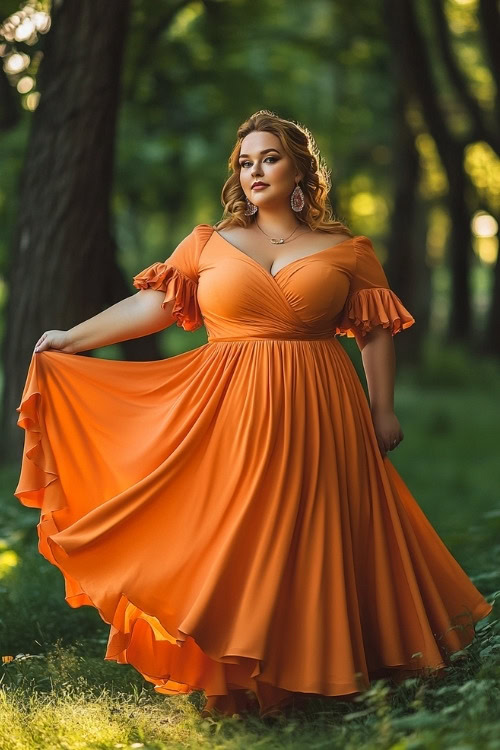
[14,223,492,717]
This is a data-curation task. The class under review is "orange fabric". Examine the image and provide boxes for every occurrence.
[14,224,492,716]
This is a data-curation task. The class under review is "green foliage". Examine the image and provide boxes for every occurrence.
[389,345,500,563]
[413,339,500,391]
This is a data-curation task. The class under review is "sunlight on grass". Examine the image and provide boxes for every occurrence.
[0,688,208,750]
[1,623,499,750]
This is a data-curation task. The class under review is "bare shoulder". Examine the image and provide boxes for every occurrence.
[314,229,353,243]
[304,229,353,251]
[215,226,249,241]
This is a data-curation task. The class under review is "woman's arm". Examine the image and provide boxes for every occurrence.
[359,326,404,455]
[34,290,177,354]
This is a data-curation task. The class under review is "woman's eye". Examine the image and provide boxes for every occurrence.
[240,157,277,168]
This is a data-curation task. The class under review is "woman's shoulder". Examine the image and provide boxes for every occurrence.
[211,225,244,241]
[315,228,353,243]
[192,223,217,239]
[182,224,217,253]
[169,224,215,272]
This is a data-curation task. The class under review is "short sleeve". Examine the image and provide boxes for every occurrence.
[132,224,214,332]
[335,236,415,347]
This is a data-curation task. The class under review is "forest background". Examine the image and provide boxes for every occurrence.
[0,1,499,748]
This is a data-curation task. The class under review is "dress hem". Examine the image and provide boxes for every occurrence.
[44,537,496,702]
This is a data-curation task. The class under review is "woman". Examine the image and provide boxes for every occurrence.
[15,110,492,720]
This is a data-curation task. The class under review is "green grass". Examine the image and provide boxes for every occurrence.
[1,627,499,749]
[1,340,499,748]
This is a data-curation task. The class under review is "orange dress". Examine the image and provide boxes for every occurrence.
[14,223,492,716]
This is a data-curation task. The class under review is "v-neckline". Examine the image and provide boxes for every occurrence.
[213,230,354,281]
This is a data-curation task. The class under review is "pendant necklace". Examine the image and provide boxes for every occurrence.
[255,221,303,245]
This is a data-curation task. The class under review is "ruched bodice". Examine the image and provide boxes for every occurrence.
[198,230,353,341]
[132,224,415,344]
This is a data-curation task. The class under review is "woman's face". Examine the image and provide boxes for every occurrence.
[238,130,301,210]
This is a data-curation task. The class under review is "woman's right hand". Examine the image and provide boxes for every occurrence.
[34,330,75,354]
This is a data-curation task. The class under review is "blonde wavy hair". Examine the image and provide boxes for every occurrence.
[214,109,351,236]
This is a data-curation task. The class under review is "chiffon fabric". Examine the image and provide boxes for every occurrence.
[14,224,492,717]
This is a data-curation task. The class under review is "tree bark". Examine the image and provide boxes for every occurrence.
[430,0,500,157]
[388,0,473,342]
[0,0,162,461]
[429,0,500,352]
[478,0,500,355]
[0,66,20,131]
[385,88,424,365]
[478,0,500,124]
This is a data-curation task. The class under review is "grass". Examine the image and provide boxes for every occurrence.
[1,628,499,749]
[1,339,499,749]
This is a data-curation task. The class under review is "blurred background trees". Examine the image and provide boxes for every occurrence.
[0,0,499,458]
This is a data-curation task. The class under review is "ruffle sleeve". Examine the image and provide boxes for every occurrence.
[335,286,415,338]
[131,224,214,333]
[334,236,415,345]
[132,262,203,332]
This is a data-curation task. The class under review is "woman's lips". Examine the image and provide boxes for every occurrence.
[252,184,269,190]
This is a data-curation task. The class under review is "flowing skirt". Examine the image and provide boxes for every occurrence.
[14,340,492,715]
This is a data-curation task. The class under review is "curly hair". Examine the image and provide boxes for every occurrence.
[214,109,351,236]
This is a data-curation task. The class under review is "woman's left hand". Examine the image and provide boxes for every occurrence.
[370,408,404,457]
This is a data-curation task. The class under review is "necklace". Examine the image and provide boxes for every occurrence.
[255,220,303,245]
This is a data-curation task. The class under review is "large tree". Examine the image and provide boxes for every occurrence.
[387,0,500,351]
[0,0,145,459]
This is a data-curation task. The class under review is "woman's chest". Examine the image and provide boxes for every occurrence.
[197,239,356,327]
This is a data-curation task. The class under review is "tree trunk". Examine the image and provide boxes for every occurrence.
[446,151,471,340]
[479,0,500,355]
[385,85,424,365]
[0,66,20,131]
[485,230,500,355]
[0,0,162,462]
[388,0,473,343]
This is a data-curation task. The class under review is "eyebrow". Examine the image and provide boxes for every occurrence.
[238,149,281,159]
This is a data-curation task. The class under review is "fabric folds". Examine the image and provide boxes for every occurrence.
[13,344,493,717]
[13,225,492,718]
[335,286,416,339]
[132,262,203,332]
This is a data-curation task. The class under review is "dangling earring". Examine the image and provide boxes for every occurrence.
[291,182,305,212]
[245,197,258,216]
